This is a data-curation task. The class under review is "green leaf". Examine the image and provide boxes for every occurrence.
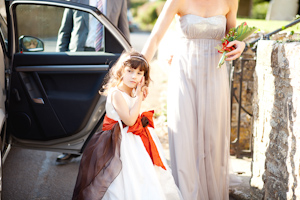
[291,30,295,35]
[228,36,235,41]
[235,27,257,41]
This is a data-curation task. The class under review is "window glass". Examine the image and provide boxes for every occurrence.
[15,4,112,53]
[0,0,8,49]
[0,0,6,20]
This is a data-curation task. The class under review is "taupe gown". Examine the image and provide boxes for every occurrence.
[168,14,230,200]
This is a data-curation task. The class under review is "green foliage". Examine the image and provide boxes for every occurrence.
[236,18,300,33]
[253,0,269,4]
[129,0,147,17]
[251,1,269,19]
[134,0,166,31]
[130,0,148,9]
[139,2,158,24]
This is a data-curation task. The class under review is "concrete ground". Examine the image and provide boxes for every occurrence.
[230,156,252,199]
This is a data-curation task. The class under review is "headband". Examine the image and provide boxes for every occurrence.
[125,55,149,67]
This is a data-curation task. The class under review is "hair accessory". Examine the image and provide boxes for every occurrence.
[125,55,149,67]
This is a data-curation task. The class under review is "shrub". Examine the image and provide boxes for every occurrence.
[251,1,269,19]
[138,2,158,24]
[130,7,138,17]
[135,1,166,30]
[129,0,147,17]
[130,0,147,9]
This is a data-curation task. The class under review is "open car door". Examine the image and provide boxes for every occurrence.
[6,0,131,154]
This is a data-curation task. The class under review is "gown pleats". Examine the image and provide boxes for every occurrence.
[168,15,231,200]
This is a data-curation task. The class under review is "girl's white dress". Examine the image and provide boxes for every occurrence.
[102,87,182,200]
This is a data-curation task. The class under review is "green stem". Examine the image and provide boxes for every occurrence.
[218,52,227,68]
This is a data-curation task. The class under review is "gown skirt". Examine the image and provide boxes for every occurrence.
[167,14,232,200]
[73,87,182,200]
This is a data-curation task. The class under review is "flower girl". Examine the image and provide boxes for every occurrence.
[72,50,182,200]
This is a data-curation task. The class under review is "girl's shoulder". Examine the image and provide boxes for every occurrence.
[109,88,129,106]
[110,89,124,101]
[107,87,119,95]
[107,87,124,100]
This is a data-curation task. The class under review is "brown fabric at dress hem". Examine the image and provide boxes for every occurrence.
[72,124,122,200]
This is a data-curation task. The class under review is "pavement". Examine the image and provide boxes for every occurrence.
[229,156,252,200]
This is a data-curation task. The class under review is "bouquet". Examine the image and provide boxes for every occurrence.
[216,22,257,68]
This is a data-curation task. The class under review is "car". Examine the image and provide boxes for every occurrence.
[0,0,131,196]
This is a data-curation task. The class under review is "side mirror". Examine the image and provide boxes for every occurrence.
[19,35,44,52]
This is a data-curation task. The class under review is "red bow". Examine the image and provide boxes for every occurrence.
[127,110,166,170]
[102,116,116,131]
[102,111,166,170]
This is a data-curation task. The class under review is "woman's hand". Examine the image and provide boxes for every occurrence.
[167,55,173,65]
[225,40,245,61]
[142,86,148,101]
[137,77,148,101]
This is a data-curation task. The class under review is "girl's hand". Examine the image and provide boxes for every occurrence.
[225,40,245,61]
[136,77,145,97]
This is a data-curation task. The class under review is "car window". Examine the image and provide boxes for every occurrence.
[0,0,6,20]
[15,4,122,53]
[0,0,8,51]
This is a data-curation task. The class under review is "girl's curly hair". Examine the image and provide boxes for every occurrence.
[101,50,151,95]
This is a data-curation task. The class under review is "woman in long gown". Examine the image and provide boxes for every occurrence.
[142,0,245,199]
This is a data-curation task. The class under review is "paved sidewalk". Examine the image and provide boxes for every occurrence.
[230,156,252,200]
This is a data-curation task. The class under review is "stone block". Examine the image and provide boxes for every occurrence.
[251,40,300,199]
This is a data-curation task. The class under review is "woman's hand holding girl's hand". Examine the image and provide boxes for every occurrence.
[142,86,148,101]
[167,55,173,65]
[138,77,149,101]
[225,40,245,61]
[134,77,148,101]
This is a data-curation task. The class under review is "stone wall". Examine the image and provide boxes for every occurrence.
[251,40,300,199]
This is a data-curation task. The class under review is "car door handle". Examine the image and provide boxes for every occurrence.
[32,98,44,104]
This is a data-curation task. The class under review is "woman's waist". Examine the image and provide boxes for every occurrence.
[174,38,222,53]
[178,36,222,43]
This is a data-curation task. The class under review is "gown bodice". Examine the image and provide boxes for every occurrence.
[105,87,137,122]
[177,14,226,40]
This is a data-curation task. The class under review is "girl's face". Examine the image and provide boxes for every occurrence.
[122,66,144,89]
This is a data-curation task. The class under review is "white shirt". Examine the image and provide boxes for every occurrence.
[85,0,107,48]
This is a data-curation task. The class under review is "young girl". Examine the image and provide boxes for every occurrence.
[72,51,182,200]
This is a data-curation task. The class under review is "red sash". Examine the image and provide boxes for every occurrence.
[102,111,166,170]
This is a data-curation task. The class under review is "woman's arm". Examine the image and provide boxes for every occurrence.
[141,0,182,62]
[225,0,238,33]
[224,0,245,61]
